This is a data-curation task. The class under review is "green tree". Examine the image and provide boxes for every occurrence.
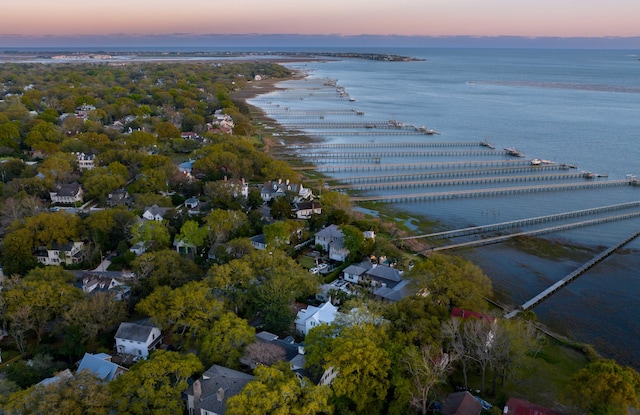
[197,312,255,368]
[110,350,203,415]
[409,254,492,311]
[263,221,292,250]
[4,370,112,415]
[563,359,640,415]
[204,209,248,243]
[130,220,171,251]
[226,364,332,415]
[131,249,202,294]
[62,291,127,345]
[270,197,292,220]
[341,224,365,260]
[136,281,224,337]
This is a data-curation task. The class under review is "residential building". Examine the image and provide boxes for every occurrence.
[314,224,349,262]
[80,273,130,300]
[441,391,482,415]
[142,204,169,221]
[260,179,312,202]
[293,200,322,219]
[49,182,83,204]
[114,320,162,358]
[185,365,254,415]
[76,152,96,170]
[295,301,339,336]
[221,177,249,199]
[241,331,306,373]
[77,352,127,382]
[250,234,267,250]
[106,188,133,207]
[504,398,558,415]
[35,241,86,266]
[129,241,147,256]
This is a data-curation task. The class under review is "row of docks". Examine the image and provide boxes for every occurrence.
[329,172,602,191]
[286,130,431,136]
[293,159,563,172]
[349,179,636,203]
[400,200,640,241]
[505,227,640,318]
[282,141,488,149]
[261,109,364,116]
[424,210,640,254]
[277,121,408,129]
[277,149,514,160]
[317,164,577,184]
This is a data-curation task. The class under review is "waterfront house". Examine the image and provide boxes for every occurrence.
[49,182,83,205]
[293,200,322,219]
[185,365,253,415]
[261,179,313,202]
[114,320,162,358]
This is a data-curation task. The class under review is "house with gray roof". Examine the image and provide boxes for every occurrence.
[114,320,162,358]
[185,365,254,415]
[49,182,83,204]
[77,352,127,382]
[142,204,169,221]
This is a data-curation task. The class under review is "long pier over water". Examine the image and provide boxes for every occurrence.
[422,211,640,253]
[400,201,640,241]
[505,228,640,319]
[350,179,637,203]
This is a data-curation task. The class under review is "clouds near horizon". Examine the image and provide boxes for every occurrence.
[2,0,640,40]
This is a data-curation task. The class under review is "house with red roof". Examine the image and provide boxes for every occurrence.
[504,398,558,415]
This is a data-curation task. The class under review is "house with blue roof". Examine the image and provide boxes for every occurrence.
[77,352,127,382]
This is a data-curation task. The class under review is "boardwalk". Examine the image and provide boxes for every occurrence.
[282,141,487,149]
[293,159,540,172]
[400,201,640,241]
[329,172,595,191]
[422,211,640,254]
[350,179,636,203]
[505,228,640,318]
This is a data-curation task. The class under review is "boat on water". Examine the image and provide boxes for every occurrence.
[504,147,525,157]
[530,158,541,165]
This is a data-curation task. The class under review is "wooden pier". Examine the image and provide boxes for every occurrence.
[400,201,640,241]
[277,150,503,159]
[282,141,486,149]
[319,164,570,184]
[293,159,539,172]
[422,211,640,254]
[505,228,640,318]
[350,179,636,203]
[330,172,600,192]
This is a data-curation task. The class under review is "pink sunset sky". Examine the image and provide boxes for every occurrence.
[2,0,639,38]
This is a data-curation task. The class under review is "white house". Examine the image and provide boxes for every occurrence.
[49,182,83,205]
[260,179,313,203]
[295,301,339,336]
[114,321,162,358]
[35,241,86,266]
[142,204,169,221]
[314,225,349,262]
[250,234,267,250]
[293,200,322,219]
[76,153,96,170]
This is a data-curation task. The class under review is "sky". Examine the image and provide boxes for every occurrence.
[2,0,640,47]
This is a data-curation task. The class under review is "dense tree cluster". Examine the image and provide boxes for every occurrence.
[0,60,637,415]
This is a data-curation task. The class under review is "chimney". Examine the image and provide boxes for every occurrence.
[193,379,202,402]
[216,387,225,402]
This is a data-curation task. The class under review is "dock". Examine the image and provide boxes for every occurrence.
[505,228,640,318]
[350,179,636,203]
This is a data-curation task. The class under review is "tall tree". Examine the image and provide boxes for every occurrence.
[110,350,203,415]
[564,359,640,415]
[197,312,255,368]
[226,364,332,415]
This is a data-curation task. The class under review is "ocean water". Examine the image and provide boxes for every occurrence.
[249,48,640,368]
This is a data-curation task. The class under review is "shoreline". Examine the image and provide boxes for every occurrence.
[236,65,640,369]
